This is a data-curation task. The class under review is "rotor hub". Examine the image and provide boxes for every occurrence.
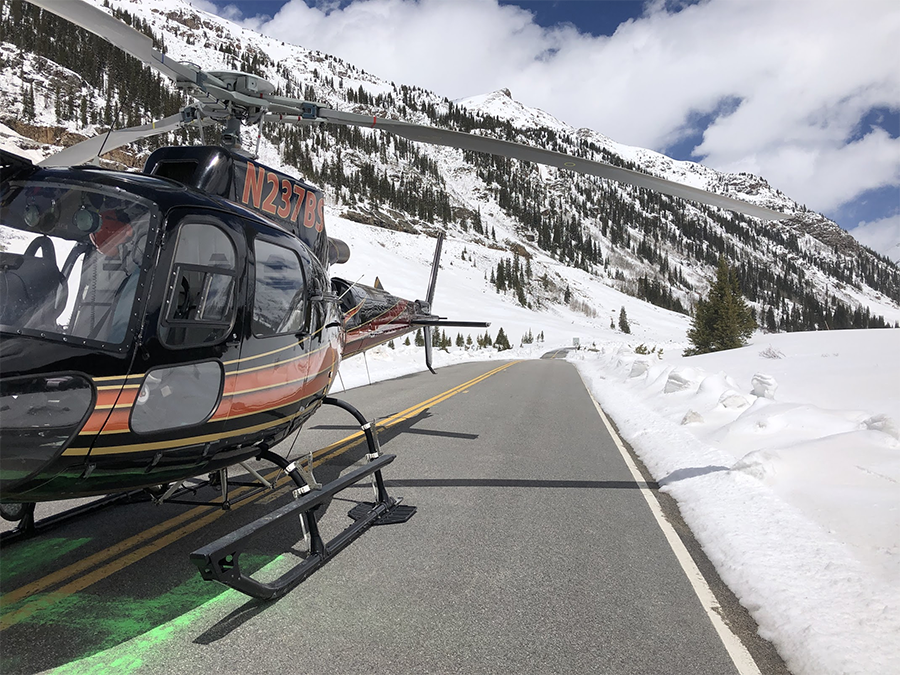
[207,71,276,97]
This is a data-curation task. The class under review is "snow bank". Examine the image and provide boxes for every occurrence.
[571,329,900,675]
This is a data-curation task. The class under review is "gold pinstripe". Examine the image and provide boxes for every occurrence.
[65,390,327,456]
[89,341,334,399]
[89,357,336,437]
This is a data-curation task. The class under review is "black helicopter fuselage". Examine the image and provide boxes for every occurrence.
[0,149,425,503]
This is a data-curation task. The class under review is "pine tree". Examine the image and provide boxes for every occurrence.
[685,257,757,355]
[618,307,631,334]
[494,327,511,351]
[414,328,425,347]
[765,306,778,333]
[22,82,35,121]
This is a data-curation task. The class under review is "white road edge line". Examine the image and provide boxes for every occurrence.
[580,378,762,675]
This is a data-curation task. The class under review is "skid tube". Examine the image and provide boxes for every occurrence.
[0,491,143,545]
[190,398,415,600]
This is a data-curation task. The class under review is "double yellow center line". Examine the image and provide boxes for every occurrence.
[0,361,518,630]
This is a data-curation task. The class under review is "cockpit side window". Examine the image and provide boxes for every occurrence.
[0,180,157,347]
[160,220,238,348]
[252,238,307,337]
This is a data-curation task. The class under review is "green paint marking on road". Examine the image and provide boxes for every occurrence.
[8,554,276,674]
[2,655,24,673]
[20,574,223,654]
[0,538,93,585]
[46,610,198,675]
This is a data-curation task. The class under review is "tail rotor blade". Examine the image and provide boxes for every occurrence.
[421,233,444,375]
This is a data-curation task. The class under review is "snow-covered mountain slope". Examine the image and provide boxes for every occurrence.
[459,87,792,213]
[1,0,898,332]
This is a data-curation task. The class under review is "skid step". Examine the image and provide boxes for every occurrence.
[190,453,414,600]
[348,501,416,525]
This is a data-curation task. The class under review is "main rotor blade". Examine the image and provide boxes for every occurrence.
[38,112,188,167]
[317,110,783,221]
[26,0,201,86]
[27,0,782,221]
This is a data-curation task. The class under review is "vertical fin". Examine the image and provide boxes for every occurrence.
[423,233,443,375]
[425,328,435,375]
[425,232,444,307]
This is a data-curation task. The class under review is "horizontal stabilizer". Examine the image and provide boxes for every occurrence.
[412,319,491,328]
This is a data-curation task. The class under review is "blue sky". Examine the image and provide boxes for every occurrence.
[211,0,899,250]
[227,0,648,36]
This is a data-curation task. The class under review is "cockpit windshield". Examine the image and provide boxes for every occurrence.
[0,179,159,347]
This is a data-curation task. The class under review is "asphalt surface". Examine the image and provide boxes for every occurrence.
[0,358,789,674]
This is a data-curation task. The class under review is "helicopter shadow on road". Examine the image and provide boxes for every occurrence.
[309,407,480,485]
[0,408,474,673]
[191,408,482,644]
[0,491,322,674]
[310,423,479,442]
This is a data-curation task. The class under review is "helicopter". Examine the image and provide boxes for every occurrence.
[0,0,783,598]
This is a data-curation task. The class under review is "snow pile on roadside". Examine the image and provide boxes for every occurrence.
[570,329,900,675]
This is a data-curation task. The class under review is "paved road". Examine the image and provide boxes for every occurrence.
[0,359,786,674]
[540,346,577,359]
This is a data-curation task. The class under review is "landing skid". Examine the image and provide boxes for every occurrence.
[189,396,416,600]
[0,492,142,545]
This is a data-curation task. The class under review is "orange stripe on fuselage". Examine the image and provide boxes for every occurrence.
[86,345,339,435]
[222,368,333,420]
[215,344,336,418]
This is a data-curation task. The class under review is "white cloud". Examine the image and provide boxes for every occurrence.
[849,215,900,262]
[221,0,900,220]
[191,0,230,17]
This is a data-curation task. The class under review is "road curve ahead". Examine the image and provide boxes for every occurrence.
[0,359,783,675]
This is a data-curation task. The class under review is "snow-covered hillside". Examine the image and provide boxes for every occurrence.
[2,0,899,333]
